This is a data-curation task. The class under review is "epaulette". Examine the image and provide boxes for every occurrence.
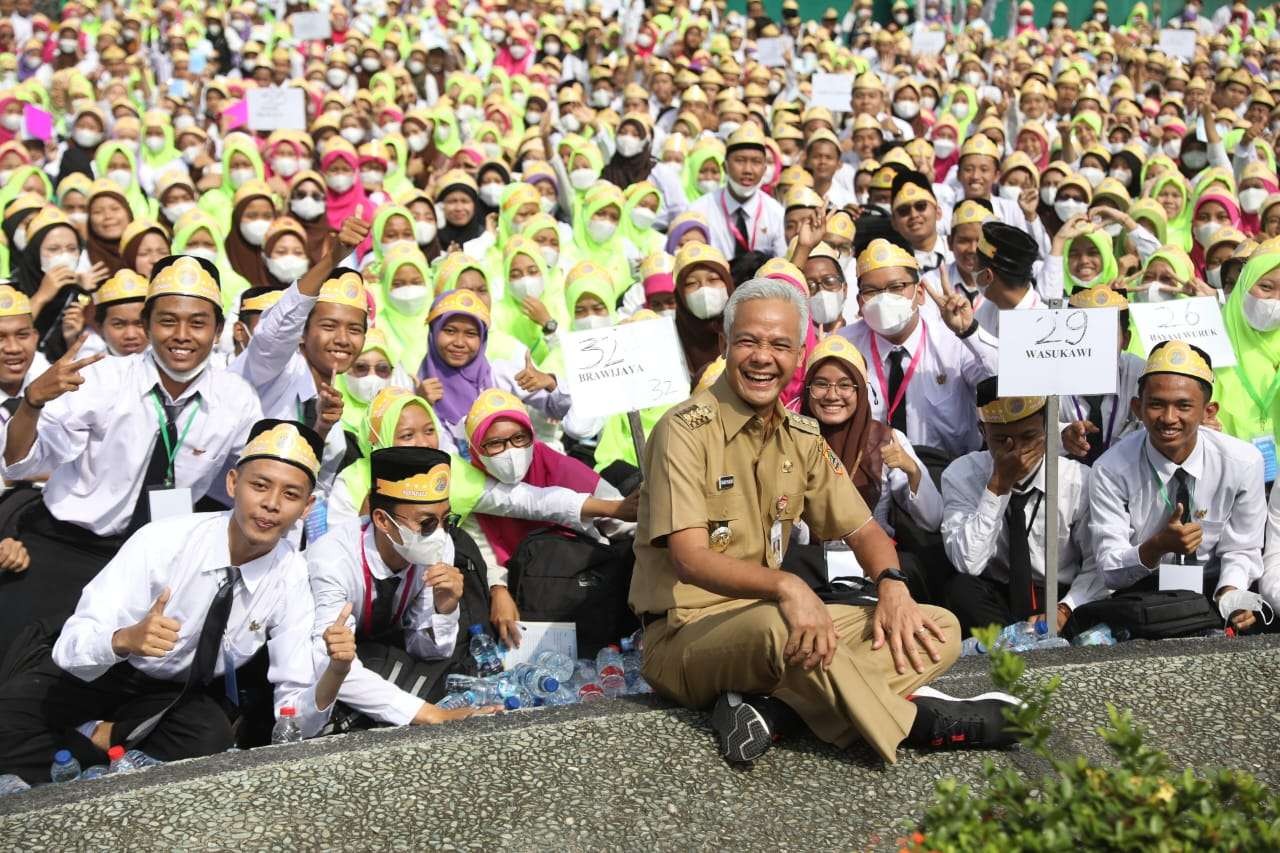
[787,412,820,436]
[674,402,715,430]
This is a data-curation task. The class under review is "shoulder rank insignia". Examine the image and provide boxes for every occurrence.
[675,403,714,429]
[823,446,846,476]
[787,412,820,435]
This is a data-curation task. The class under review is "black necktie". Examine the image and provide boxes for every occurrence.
[733,204,751,253]
[886,348,908,433]
[127,387,182,535]
[366,575,402,637]
[300,397,319,430]
[1083,395,1106,466]
[1172,468,1194,565]
[1005,491,1035,621]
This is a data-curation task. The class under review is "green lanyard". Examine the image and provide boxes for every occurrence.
[1232,363,1280,419]
[149,392,200,487]
[1146,452,1195,518]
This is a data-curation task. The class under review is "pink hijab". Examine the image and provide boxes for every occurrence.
[1241,176,1279,237]
[494,36,534,76]
[321,147,376,254]
[1190,192,1241,276]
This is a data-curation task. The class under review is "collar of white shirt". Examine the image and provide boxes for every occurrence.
[875,315,925,364]
[142,350,211,409]
[1014,458,1045,496]
[1015,288,1042,310]
[201,512,289,595]
[1143,433,1206,487]
[362,522,405,581]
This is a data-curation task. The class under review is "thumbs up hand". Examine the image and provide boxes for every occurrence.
[323,602,357,675]
[514,351,557,393]
[112,587,183,657]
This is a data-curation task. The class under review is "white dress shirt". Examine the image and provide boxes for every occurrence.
[1258,485,1280,611]
[689,187,788,260]
[3,352,263,536]
[838,315,999,458]
[1058,352,1145,453]
[942,452,1105,611]
[229,282,318,421]
[307,520,461,725]
[1089,429,1266,594]
[974,286,1043,336]
[53,512,331,737]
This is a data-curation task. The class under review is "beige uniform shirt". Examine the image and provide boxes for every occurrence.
[629,376,873,617]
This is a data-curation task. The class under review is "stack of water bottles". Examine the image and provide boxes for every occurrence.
[437,624,653,711]
[960,619,1121,657]
[0,745,167,796]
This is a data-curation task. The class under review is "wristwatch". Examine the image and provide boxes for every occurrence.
[874,568,910,588]
[542,319,558,335]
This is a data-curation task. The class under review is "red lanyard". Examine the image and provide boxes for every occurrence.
[359,523,417,632]
[720,191,762,252]
[869,323,928,426]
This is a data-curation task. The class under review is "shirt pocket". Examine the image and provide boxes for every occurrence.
[1197,519,1226,552]
[704,489,749,525]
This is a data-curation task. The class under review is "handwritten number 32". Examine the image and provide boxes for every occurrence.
[1034,311,1089,346]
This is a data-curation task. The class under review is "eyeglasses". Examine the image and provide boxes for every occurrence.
[894,201,932,218]
[479,431,533,456]
[389,511,454,537]
[807,275,844,293]
[808,379,857,397]
[348,362,393,378]
[858,280,917,300]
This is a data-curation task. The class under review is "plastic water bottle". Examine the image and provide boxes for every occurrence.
[468,624,503,676]
[107,745,138,773]
[124,750,163,768]
[572,660,606,702]
[1073,624,1117,647]
[531,650,575,683]
[544,684,579,706]
[0,774,30,795]
[960,636,987,657]
[619,637,651,693]
[78,765,109,780]
[995,620,1068,653]
[444,673,484,693]
[515,663,561,698]
[50,749,81,783]
[438,691,477,710]
[595,645,626,697]
[271,706,303,744]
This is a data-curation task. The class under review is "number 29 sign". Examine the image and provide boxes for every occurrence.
[561,316,691,419]
[997,307,1120,397]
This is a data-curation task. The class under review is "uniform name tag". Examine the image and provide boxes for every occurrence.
[717,475,734,491]
[1158,562,1202,593]
[148,486,193,522]
[1252,435,1277,484]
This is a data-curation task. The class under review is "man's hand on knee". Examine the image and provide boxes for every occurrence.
[776,574,839,671]
[873,582,947,675]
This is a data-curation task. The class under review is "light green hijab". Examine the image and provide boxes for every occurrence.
[1216,250,1280,454]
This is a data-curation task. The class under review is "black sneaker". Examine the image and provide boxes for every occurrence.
[710,692,774,764]
[908,685,1023,751]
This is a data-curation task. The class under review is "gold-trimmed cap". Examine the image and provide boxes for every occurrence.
[978,395,1048,424]
[0,285,31,318]
[317,270,369,314]
[371,446,451,504]
[807,334,867,378]
[1142,339,1214,385]
[856,238,918,277]
[240,288,285,314]
[237,419,322,483]
[93,270,148,306]
[427,288,490,326]
[1068,285,1129,310]
[147,256,221,306]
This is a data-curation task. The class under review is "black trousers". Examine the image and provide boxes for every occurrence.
[0,653,233,785]
[0,501,124,660]
[945,573,1070,637]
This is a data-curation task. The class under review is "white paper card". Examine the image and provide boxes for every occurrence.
[810,73,854,112]
[148,487,193,522]
[911,29,947,57]
[246,87,307,132]
[997,308,1120,396]
[561,317,690,419]
[1129,296,1237,368]
[1158,29,1197,62]
[500,621,577,667]
[290,11,332,41]
[1158,562,1203,593]
[755,36,790,68]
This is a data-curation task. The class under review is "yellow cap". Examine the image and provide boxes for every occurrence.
[724,121,767,152]
[892,181,934,210]
[94,270,149,306]
[1068,285,1129,309]
[464,387,527,443]
[638,250,675,280]
[824,210,856,242]
[317,271,369,313]
[1142,339,1214,385]
[238,421,321,481]
[959,133,1001,162]
[427,287,490,325]
[0,285,31,318]
[673,241,730,283]
[856,238,918,277]
[978,395,1048,424]
[147,256,221,306]
[952,200,995,226]
[241,289,285,314]
[807,333,867,378]
[694,357,726,393]
[374,464,450,503]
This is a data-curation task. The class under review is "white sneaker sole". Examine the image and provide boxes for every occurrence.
[912,684,1024,707]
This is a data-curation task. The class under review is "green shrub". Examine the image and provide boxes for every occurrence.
[902,625,1280,852]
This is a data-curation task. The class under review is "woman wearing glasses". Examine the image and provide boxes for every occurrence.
[794,335,941,582]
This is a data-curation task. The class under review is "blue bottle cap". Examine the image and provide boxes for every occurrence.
[504,696,522,710]
[54,749,72,764]
[469,623,484,635]
[543,677,559,692]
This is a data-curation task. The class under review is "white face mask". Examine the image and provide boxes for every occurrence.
[685,284,728,319]
[569,168,596,190]
[1194,221,1222,246]
[1242,292,1280,332]
[107,168,133,189]
[591,89,611,108]
[630,207,658,230]
[408,59,426,75]
[481,444,535,484]
[920,96,937,111]
[893,101,920,120]
[1205,265,1223,289]
[229,167,256,189]
[998,184,1022,201]
[387,516,449,566]
[726,176,757,199]
[573,314,612,331]
[239,219,270,246]
[862,292,916,337]
[478,184,504,207]
[340,127,365,146]
[59,38,78,53]
[361,57,380,72]
[174,115,196,132]
[69,211,88,226]
[41,251,79,273]
[361,169,385,188]
[587,218,617,242]
[1110,168,1132,185]
[540,196,557,214]
[415,221,437,244]
[1078,166,1105,188]
[1182,150,1208,171]
[1163,139,1182,158]
[185,247,218,264]
[932,138,956,158]
[327,68,349,87]
[509,274,544,300]
[145,136,166,153]
[0,116,17,134]
[291,196,325,220]
[182,145,203,165]
[1040,185,1058,205]
[162,201,195,222]
[525,110,544,126]
[266,254,309,282]
[273,156,299,177]
[808,290,843,325]
[616,135,646,158]
[1240,188,1268,214]
[155,350,212,384]
[406,132,428,152]
[951,100,970,119]
[1054,199,1088,221]
[698,178,721,195]
[560,113,582,134]
[12,226,26,251]
[539,245,559,267]
[718,121,741,141]
[73,128,102,148]
[387,284,431,314]
[345,372,389,403]
[327,173,355,193]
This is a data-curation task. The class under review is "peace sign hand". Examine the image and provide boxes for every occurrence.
[920,266,975,337]
[24,334,105,408]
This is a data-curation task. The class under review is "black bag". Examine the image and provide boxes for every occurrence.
[1063,590,1222,641]
[506,528,638,658]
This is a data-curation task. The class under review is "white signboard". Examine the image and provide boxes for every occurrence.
[810,73,854,113]
[500,621,577,668]
[1159,562,1203,593]
[911,28,947,58]
[1157,29,1197,63]
[291,11,332,41]
[998,308,1119,396]
[755,36,790,68]
[1129,296,1236,369]
[246,87,307,132]
[561,317,690,418]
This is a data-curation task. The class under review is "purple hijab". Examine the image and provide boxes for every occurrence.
[419,308,494,427]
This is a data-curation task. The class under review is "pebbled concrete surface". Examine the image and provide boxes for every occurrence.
[1,635,1277,851]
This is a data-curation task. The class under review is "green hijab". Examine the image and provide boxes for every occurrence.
[338,390,444,517]
[496,235,552,363]
[570,183,631,301]
[197,135,266,234]
[681,143,723,203]
[93,142,151,219]
[1062,230,1118,293]
[1216,250,1280,451]
[333,329,402,434]
[139,120,181,172]
[171,213,249,316]
[377,243,434,372]
[619,181,664,258]
[1149,173,1193,253]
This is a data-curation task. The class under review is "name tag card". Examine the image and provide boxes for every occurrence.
[1129,297,1236,368]
[1158,562,1203,593]
[500,621,577,668]
[148,486,193,522]
[997,308,1119,396]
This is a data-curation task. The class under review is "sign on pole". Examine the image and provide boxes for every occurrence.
[1129,296,1236,368]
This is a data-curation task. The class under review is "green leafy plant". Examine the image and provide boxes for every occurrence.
[901,625,1280,852]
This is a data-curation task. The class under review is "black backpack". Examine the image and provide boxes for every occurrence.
[1063,590,1222,641]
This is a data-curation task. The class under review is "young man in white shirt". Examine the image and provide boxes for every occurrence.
[0,419,357,784]
[308,446,497,728]
[970,221,1043,337]
[0,255,263,659]
[941,379,1104,636]
[689,122,788,262]
[1089,341,1265,632]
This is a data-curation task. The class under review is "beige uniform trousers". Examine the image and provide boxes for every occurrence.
[641,599,961,763]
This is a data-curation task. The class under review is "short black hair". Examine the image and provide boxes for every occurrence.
[729,250,774,288]
[94,297,145,327]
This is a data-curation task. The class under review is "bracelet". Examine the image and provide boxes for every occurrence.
[22,389,42,410]
[957,319,980,339]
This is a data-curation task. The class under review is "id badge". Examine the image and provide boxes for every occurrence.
[1158,562,1203,593]
[769,519,783,567]
[148,486,193,521]
[1252,435,1277,484]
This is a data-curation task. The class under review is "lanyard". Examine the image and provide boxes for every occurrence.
[720,192,762,252]
[868,323,928,427]
[1232,362,1280,419]
[149,392,200,487]
[359,523,417,632]
[1071,394,1121,448]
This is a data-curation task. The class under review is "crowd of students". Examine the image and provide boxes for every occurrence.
[0,0,1278,781]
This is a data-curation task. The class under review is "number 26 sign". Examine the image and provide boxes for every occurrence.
[997,308,1120,397]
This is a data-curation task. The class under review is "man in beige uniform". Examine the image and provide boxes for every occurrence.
[631,277,1019,765]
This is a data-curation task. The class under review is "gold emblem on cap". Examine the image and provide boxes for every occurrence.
[978,395,1048,424]
[148,256,221,305]
[94,270,148,306]
[239,423,320,479]
[317,272,369,313]
[1142,339,1214,385]
[375,464,451,503]
[428,288,491,326]
[856,238,919,277]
